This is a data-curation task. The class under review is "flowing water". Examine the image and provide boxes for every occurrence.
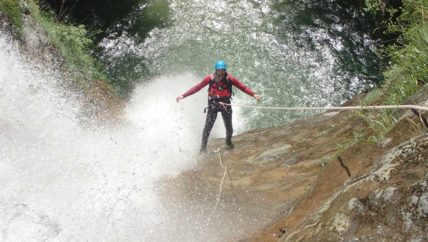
[103,0,381,129]
[1,0,382,241]
[0,30,257,241]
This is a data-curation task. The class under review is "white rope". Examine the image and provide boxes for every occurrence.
[219,102,428,112]
[208,152,227,221]
[204,101,428,222]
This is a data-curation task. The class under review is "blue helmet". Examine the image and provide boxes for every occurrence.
[214,60,227,70]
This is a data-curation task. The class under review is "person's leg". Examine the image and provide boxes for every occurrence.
[221,106,234,148]
[200,107,218,152]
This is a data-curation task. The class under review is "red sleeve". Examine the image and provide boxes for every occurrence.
[228,74,256,96]
[181,75,211,98]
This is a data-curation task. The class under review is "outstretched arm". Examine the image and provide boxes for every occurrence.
[176,76,211,103]
[229,75,262,102]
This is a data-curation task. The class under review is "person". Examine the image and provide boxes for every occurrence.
[176,60,261,153]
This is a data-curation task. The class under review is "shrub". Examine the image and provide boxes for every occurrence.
[0,0,23,33]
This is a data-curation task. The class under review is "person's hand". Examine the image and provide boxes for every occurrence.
[176,95,184,103]
[253,94,261,102]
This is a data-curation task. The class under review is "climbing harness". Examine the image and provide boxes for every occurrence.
[207,73,234,98]
[204,96,232,114]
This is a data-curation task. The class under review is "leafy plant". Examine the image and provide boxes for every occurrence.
[364,0,383,13]
[358,0,428,140]
[364,110,397,142]
[0,0,23,33]
[361,88,383,105]
[383,0,428,103]
[22,0,108,86]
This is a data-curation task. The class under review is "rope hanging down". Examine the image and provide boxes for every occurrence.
[207,150,239,222]
[208,152,228,221]
[219,102,428,112]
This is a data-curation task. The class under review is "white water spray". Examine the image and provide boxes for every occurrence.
[0,31,250,241]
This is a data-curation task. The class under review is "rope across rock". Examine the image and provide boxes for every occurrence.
[219,102,428,112]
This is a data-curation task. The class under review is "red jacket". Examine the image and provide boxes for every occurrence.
[182,73,256,98]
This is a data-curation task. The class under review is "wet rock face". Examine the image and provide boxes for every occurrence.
[326,136,427,240]
[166,98,428,242]
[281,136,428,242]
[403,176,428,230]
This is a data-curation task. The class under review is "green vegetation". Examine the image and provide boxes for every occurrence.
[38,0,147,42]
[359,110,398,142]
[0,0,99,83]
[0,0,23,33]
[1,0,426,115]
[359,0,428,140]
[127,0,170,40]
[24,0,106,88]
[361,88,383,104]
[38,0,170,43]
[383,0,428,104]
[1,0,169,98]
